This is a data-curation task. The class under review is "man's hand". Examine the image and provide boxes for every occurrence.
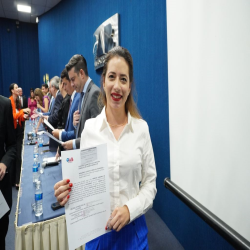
[62,140,73,150]
[52,129,61,139]
[0,163,7,181]
[73,110,80,126]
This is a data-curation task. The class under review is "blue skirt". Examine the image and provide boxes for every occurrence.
[85,215,149,250]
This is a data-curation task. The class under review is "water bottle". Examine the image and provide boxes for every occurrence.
[38,136,44,174]
[34,180,43,216]
[32,157,39,183]
[33,142,39,159]
[32,119,36,132]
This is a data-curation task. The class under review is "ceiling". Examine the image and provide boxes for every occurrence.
[0,0,62,23]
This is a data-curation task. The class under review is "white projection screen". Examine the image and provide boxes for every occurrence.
[167,0,250,242]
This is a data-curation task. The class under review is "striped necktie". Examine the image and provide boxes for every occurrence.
[65,97,72,131]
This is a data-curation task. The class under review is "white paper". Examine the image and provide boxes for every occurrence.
[34,109,43,117]
[62,144,110,250]
[43,156,60,163]
[37,131,62,145]
[43,118,55,131]
[0,190,10,219]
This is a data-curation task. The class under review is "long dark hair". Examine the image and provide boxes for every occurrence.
[34,88,44,106]
[30,88,34,100]
[9,83,21,109]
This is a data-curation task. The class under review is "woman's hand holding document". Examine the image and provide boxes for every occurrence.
[37,131,62,145]
[55,144,110,250]
[33,109,55,131]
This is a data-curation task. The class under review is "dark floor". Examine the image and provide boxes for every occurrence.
[6,187,18,250]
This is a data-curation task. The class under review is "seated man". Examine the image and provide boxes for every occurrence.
[43,76,63,128]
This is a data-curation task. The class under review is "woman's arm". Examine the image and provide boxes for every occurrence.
[35,117,43,133]
[12,106,25,121]
[43,98,49,112]
[125,125,157,223]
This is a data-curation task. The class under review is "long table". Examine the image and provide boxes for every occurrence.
[15,121,85,250]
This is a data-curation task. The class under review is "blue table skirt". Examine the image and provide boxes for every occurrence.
[17,121,65,226]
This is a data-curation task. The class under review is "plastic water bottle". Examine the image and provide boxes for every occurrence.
[32,119,36,132]
[33,142,39,159]
[34,180,43,216]
[38,136,44,174]
[32,157,39,183]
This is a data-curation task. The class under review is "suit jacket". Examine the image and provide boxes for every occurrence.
[48,92,63,128]
[22,95,28,108]
[0,96,16,208]
[57,94,71,129]
[75,81,101,148]
[61,92,80,142]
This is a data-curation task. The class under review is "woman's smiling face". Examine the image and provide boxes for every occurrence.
[103,56,131,112]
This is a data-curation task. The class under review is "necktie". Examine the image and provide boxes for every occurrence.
[76,92,84,137]
[65,98,72,131]
[49,98,54,112]
[78,92,84,111]
[68,97,72,117]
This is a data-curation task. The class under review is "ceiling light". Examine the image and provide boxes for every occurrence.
[17,5,31,13]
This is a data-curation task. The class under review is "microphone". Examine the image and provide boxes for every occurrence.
[42,161,59,168]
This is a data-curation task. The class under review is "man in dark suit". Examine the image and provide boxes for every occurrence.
[57,76,70,129]
[0,95,16,250]
[43,76,63,128]
[18,87,28,108]
[52,68,80,142]
[62,54,101,150]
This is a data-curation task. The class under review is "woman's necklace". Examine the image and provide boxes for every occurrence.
[108,120,127,128]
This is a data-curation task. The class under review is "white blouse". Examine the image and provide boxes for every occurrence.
[80,108,157,222]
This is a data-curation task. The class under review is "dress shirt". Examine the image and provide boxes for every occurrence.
[48,96,54,113]
[72,77,92,149]
[80,108,157,222]
[59,91,76,141]
[44,90,59,116]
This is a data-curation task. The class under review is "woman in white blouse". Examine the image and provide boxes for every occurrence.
[54,46,157,249]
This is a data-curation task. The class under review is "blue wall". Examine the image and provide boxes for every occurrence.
[0,18,40,98]
[38,1,233,249]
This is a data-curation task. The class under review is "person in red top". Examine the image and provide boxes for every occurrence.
[28,88,37,116]
[9,83,30,189]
